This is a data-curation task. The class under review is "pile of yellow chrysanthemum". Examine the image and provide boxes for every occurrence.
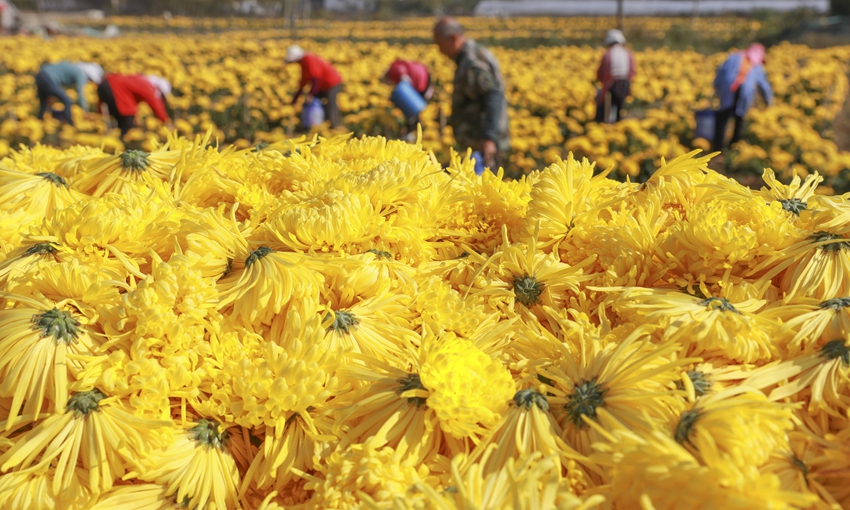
[0,131,849,509]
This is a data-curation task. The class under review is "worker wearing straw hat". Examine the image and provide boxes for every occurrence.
[35,61,103,126]
[285,45,343,129]
[595,29,636,124]
[711,43,774,152]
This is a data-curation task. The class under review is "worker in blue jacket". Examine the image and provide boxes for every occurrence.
[711,43,774,152]
[35,61,103,126]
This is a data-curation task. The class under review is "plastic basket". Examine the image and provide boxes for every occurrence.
[390,80,427,119]
[694,109,716,140]
[301,97,325,128]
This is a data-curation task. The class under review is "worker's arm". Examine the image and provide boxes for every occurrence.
[480,88,502,145]
[596,51,609,84]
[75,71,88,110]
[754,67,774,106]
[138,84,169,122]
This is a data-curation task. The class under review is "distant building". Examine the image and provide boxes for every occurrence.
[474,0,830,16]
[323,0,375,12]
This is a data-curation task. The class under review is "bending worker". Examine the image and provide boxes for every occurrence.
[35,61,103,126]
[285,45,343,129]
[595,29,636,124]
[382,59,434,141]
[97,73,171,138]
[712,43,773,152]
[433,17,509,171]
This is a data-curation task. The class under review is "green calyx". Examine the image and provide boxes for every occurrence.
[36,172,68,187]
[513,274,544,307]
[809,231,850,252]
[820,340,850,365]
[244,246,273,268]
[513,388,549,412]
[119,149,150,172]
[675,408,703,445]
[676,370,712,397]
[397,373,427,408]
[699,297,740,314]
[564,378,606,428]
[779,198,807,215]
[820,297,850,311]
[366,248,393,260]
[326,309,359,334]
[32,308,81,345]
[253,142,270,152]
[66,389,106,418]
[24,243,58,257]
[189,419,229,450]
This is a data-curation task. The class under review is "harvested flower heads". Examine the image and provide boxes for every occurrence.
[0,134,848,509]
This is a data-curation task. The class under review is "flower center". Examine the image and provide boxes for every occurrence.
[513,388,549,412]
[675,408,702,445]
[66,389,105,418]
[326,309,358,334]
[190,419,229,450]
[24,242,58,257]
[512,274,544,307]
[397,373,427,407]
[36,172,68,187]
[820,297,850,311]
[699,297,739,314]
[564,378,606,427]
[779,198,807,215]
[31,308,81,345]
[809,231,850,252]
[120,149,150,172]
[676,370,712,397]
[244,246,273,268]
[366,249,393,260]
[821,340,850,365]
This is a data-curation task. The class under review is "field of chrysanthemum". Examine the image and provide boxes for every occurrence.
[1,16,849,189]
[0,16,849,510]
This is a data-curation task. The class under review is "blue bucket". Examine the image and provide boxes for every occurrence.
[390,80,427,119]
[301,97,325,128]
[694,109,716,140]
[471,151,486,176]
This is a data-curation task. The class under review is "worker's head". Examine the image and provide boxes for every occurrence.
[285,45,305,63]
[145,75,172,97]
[745,43,766,66]
[74,62,104,85]
[603,29,626,47]
[433,17,466,59]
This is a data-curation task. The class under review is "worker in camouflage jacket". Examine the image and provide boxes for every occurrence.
[434,17,510,172]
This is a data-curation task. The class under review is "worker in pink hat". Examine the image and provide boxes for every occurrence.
[712,43,774,152]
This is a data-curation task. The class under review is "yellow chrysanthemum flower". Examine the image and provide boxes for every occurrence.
[0,389,170,496]
[132,419,240,510]
[672,388,794,470]
[0,168,87,218]
[420,332,515,439]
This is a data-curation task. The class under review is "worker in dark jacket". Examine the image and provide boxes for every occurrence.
[97,73,171,138]
[434,17,510,172]
[285,45,343,129]
[35,61,103,126]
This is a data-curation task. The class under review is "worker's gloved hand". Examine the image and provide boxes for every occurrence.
[481,139,498,169]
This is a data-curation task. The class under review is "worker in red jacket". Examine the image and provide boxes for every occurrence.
[97,73,171,137]
[285,45,343,129]
[382,59,434,140]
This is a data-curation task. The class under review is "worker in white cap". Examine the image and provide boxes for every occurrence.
[285,44,343,128]
[595,29,636,123]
